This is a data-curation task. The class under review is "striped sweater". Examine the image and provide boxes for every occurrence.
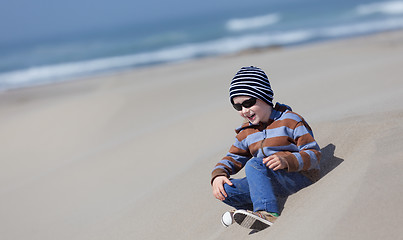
[212,103,321,183]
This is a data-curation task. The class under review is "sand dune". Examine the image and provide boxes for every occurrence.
[1,30,403,240]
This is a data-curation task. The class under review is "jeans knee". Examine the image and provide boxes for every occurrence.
[223,182,232,195]
[245,157,265,172]
[221,179,253,210]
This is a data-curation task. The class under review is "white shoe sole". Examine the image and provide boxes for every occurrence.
[233,210,273,230]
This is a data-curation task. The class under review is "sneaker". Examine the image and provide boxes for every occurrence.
[233,210,277,230]
[221,209,236,227]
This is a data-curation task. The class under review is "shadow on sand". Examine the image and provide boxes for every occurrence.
[319,143,344,178]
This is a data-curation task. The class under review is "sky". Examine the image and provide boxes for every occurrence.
[0,0,283,45]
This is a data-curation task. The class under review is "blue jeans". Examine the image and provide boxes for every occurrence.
[222,157,313,214]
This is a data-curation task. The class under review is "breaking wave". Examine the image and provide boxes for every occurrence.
[226,13,281,32]
[356,1,403,16]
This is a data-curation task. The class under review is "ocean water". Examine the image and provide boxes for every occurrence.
[1,0,403,90]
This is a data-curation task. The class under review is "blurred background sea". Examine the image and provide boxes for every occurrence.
[1,0,403,90]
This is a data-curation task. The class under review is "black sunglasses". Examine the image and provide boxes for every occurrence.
[232,97,257,111]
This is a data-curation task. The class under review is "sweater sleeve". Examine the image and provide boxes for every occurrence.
[276,120,321,172]
[211,135,252,184]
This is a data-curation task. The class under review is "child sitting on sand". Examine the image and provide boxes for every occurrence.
[211,66,321,231]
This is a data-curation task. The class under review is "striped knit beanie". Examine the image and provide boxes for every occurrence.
[229,66,274,107]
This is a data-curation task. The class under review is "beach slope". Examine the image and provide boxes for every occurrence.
[0,31,403,240]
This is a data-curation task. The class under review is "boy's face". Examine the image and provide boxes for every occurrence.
[233,96,272,124]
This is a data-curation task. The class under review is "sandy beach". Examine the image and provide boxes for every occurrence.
[1,30,403,240]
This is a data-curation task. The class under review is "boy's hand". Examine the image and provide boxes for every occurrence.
[212,176,233,201]
[263,155,287,171]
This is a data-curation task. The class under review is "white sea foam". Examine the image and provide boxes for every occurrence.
[356,1,403,15]
[321,17,403,36]
[226,13,281,32]
[0,51,189,90]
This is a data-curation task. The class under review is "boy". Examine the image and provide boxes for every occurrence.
[211,66,321,231]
